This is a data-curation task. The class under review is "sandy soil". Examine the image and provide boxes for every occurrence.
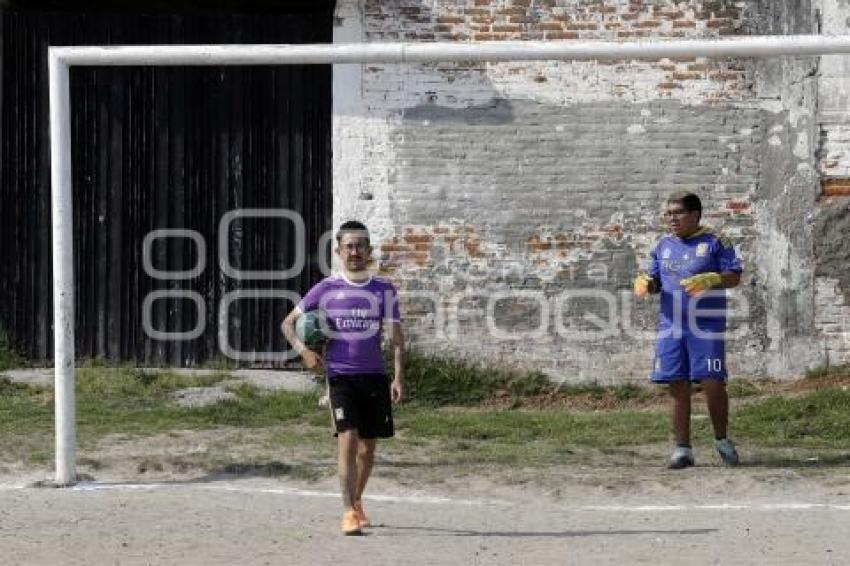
[1,454,848,565]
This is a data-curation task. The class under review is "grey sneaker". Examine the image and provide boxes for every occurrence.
[716,438,740,466]
[668,446,695,469]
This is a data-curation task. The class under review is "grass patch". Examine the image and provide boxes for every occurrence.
[1,361,850,472]
[734,389,850,449]
[401,351,553,407]
[0,376,54,464]
[401,408,665,445]
[73,368,323,440]
[726,379,763,399]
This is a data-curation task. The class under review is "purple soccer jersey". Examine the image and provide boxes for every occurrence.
[298,274,402,377]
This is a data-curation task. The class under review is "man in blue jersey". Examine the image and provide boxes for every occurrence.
[634,192,742,469]
[283,220,404,535]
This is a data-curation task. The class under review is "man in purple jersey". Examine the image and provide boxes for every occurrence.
[634,192,742,469]
[282,220,405,535]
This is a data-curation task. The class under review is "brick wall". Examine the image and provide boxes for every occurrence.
[333,0,833,381]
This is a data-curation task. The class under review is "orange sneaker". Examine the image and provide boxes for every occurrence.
[353,500,370,528]
[341,510,362,536]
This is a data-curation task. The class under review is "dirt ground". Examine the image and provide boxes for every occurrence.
[1,449,849,565]
[2,369,849,564]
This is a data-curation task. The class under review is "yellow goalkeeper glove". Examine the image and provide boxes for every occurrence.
[681,272,722,296]
[633,273,653,298]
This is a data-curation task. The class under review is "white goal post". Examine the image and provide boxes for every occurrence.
[49,35,850,486]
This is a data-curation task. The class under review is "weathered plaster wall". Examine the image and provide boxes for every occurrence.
[332,0,842,381]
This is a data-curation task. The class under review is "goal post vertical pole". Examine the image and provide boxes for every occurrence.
[48,50,76,486]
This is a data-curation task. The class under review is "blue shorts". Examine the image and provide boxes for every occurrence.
[651,333,727,383]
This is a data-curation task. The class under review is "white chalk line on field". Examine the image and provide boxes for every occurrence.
[1,481,850,511]
[67,482,510,506]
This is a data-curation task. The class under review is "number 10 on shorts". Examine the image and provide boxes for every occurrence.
[706,358,723,373]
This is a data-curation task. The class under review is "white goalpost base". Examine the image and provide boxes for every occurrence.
[49,35,850,486]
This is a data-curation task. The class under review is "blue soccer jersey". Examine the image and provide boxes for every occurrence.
[647,228,742,334]
[648,228,742,382]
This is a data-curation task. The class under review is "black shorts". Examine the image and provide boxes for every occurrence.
[327,373,394,439]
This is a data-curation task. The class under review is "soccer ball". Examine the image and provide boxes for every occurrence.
[295,310,329,347]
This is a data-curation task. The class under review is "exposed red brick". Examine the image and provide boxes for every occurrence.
[688,63,708,72]
[436,16,465,24]
[715,9,742,19]
[545,30,579,40]
[498,7,527,16]
[404,234,434,244]
[707,18,733,29]
[513,0,531,6]
[538,22,564,31]
[672,71,703,80]
[634,20,661,28]
[617,30,649,38]
[821,178,850,198]
[566,22,598,30]
[527,234,552,252]
[709,71,744,81]
[465,239,484,258]
[657,82,683,89]
[474,33,496,40]
[474,0,489,5]
[533,75,547,83]
[673,20,697,28]
[465,8,490,16]
[434,24,453,33]
[381,244,413,253]
[725,200,750,212]
[601,6,618,14]
[658,10,684,20]
[492,24,522,32]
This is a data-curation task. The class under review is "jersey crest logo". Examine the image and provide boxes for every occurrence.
[662,248,672,259]
[696,243,709,257]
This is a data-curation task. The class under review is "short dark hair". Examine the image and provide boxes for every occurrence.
[666,191,702,221]
[335,220,370,245]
